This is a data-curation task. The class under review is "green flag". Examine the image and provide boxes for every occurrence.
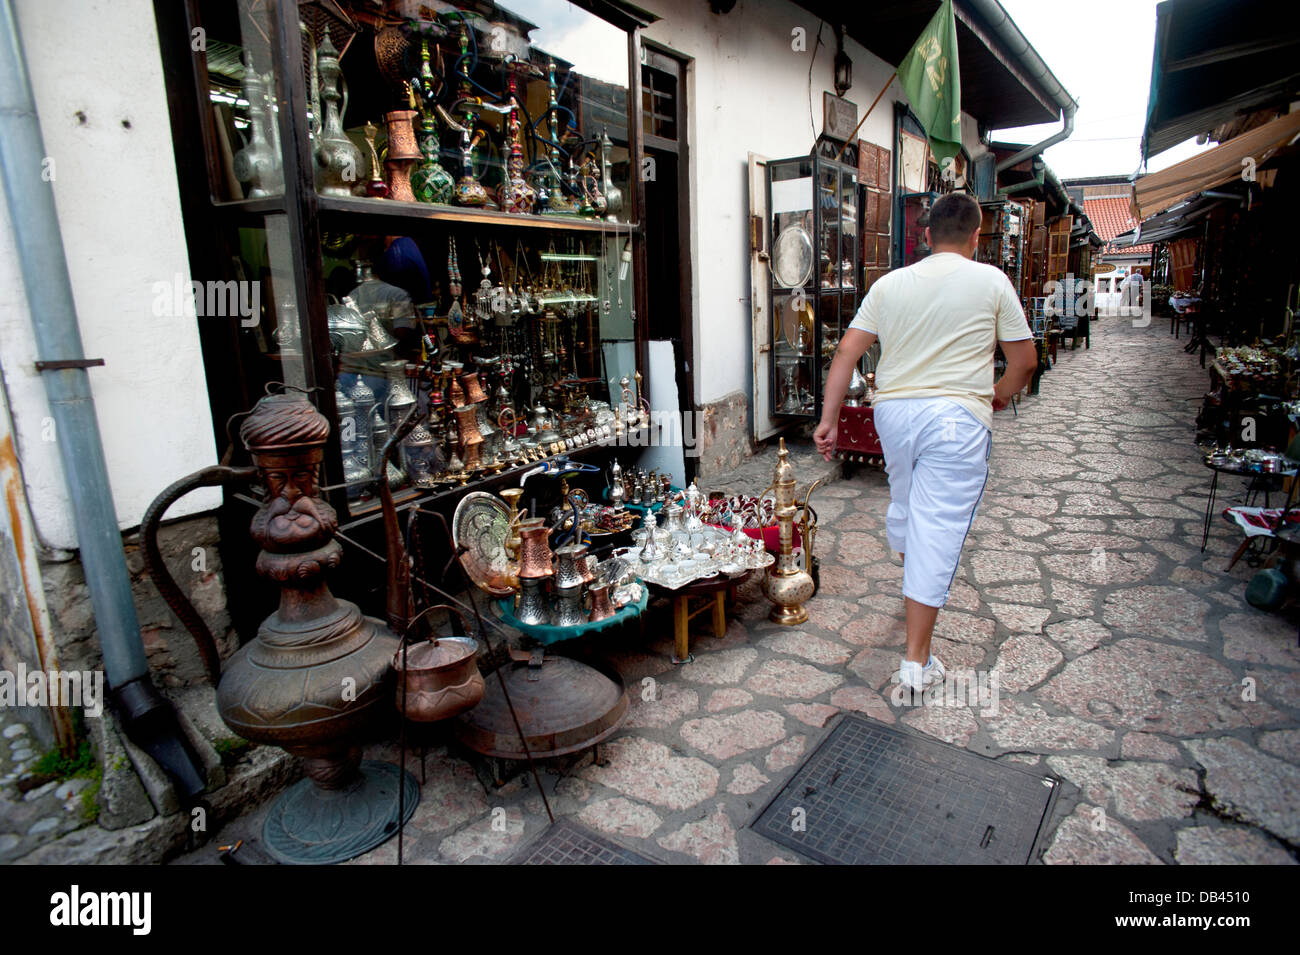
[897,0,963,166]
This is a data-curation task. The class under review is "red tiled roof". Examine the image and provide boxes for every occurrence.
[1084,196,1153,259]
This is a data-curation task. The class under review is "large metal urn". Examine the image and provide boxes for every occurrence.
[224,392,415,862]
[141,389,416,864]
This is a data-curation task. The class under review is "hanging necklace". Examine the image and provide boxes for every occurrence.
[599,217,612,315]
[474,240,494,326]
[447,237,464,335]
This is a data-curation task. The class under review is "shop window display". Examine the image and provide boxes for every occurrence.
[161,0,648,519]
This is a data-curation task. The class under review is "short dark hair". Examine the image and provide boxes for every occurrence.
[927,191,982,245]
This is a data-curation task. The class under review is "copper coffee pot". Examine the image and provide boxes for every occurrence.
[383,109,422,202]
[517,523,554,579]
[587,580,615,622]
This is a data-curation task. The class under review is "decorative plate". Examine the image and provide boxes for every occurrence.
[452,492,515,597]
[772,224,814,288]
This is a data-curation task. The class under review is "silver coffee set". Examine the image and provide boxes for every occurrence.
[615,483,774,590]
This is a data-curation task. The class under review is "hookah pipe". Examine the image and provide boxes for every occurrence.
[139,411,259,684]
[378,402,428,634]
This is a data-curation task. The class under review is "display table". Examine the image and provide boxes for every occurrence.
[494,586,648,646]
[646,569,753,664]
[1201,457,1296,551]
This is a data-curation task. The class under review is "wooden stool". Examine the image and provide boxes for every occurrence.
[649,570,752,664]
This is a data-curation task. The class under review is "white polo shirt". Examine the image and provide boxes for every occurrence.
[848,252,1032,431]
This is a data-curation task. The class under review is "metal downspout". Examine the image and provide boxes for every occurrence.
[0,0,204,795]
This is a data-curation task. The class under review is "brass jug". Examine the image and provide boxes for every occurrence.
[761,439,822,625]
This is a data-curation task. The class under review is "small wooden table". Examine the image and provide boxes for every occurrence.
[648,569,753,664]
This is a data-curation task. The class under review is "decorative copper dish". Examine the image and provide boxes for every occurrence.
[452,492,515,596]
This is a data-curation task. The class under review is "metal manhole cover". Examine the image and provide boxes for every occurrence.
[513,819,658,865]
[751,715,1060,865]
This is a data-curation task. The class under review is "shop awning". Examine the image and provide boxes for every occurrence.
[1111,194,1225,248]
[793,0,1068,129]
[1131,109,1300,220]
[1140,0,1300,160]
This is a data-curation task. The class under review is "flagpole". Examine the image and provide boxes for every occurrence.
[833,71,896,162]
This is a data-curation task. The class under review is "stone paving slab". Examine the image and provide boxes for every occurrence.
[165,313,1297,866]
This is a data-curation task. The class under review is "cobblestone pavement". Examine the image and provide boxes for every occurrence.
[0,709,98,862]
[176,314,1299,866]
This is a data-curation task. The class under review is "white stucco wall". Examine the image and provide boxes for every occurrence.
[639,0,987,408]
[0,0,219,551]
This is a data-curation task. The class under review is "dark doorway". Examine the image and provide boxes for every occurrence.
[639,44,694,477]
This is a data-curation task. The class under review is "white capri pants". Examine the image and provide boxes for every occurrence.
[871,397,991,608]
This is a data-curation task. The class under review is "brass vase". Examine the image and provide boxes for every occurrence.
[460,371,488,404]
[452,403,483,471]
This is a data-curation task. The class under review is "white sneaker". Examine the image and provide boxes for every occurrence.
[898,660,927,692]
[899,660,941,691]
[898,656,946,693]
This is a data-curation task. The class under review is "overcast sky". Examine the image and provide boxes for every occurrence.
[993,0,1211,180]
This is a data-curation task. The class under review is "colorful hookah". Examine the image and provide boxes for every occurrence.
[452,23,487,207]
[411,38,454,205]
[497,62,536,215]
[542,59,574,215]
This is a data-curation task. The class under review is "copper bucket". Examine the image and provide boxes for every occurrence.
[393,604,485,723]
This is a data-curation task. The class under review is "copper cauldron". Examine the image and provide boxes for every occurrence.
[393,605,485,722]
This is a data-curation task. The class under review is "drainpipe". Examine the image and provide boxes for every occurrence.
[0,0,205,796]
[963,0,1078,173]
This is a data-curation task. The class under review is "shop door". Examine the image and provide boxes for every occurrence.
[748,152,782,441]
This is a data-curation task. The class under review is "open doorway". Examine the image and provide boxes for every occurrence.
[640,43,694,477]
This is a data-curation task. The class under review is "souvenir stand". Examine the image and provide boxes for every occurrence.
[154,0,664,629]
[148,0,686,863]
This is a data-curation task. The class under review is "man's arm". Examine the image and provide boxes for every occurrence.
[814,327,877,460]
[993,338,1037,411]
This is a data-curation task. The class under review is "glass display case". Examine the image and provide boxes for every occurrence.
[977,199,1027,293]
[157,0,652,519]
[765,147,859,420]
[898,190,940,266]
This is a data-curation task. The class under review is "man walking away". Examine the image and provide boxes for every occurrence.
[814,192,1037,692]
